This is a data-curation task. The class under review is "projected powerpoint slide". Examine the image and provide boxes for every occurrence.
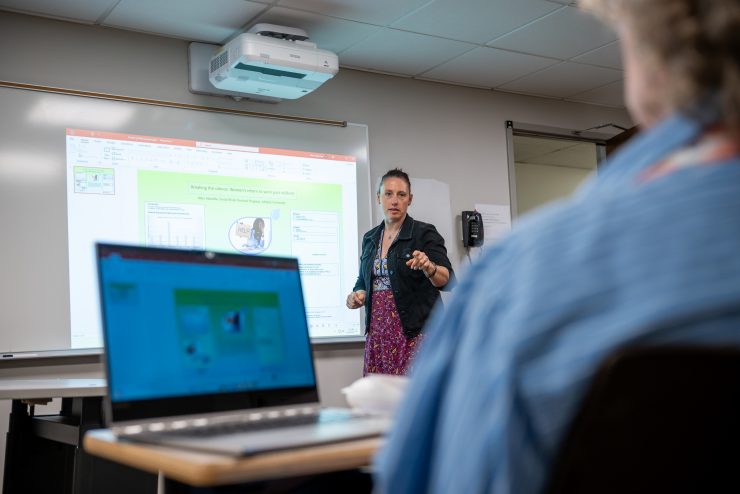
[66,129,362,348]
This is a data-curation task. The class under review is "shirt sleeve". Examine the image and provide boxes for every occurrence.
[420,224,455,288]
[353,235,371,292]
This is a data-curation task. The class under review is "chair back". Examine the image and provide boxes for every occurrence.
[546,346,740,494]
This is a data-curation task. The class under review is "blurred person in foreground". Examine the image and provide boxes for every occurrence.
[374,1,740,492]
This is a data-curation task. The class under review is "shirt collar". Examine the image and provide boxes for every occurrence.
[576,109,716,198]
[398,215,415,240]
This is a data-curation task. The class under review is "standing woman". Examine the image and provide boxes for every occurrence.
[346,168,454,375]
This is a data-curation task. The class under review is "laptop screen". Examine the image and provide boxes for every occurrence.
[97,243,319,423]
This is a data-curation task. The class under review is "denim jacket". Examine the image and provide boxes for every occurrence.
[353,215,454,339]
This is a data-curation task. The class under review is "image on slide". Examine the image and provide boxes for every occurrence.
[229,216,271,254]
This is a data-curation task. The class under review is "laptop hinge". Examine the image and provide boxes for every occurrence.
[112,404,323,436]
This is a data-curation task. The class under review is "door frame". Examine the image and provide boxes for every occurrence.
[505,120,614,219]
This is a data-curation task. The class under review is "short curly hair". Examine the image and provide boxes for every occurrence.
[581,0,740,130]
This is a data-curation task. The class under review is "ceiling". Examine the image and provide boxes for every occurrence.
[514,135,597,170]
[0,0,624,108]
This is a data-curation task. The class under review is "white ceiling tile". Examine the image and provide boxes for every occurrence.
[514,137,598,171]
[103,0,267,43]
[498,61,622,98]
[526,142,598,169]
[1,0,630,106]
[567,79,625,107]
[488,6,617,59]
[0,0,118,23]
[572,41,622,69]
[276,0,432,26]
[340,29,474,76]
[251,7,380,54]
[514,136,572,161]
[391,0,559,44]
[420,47,558,88]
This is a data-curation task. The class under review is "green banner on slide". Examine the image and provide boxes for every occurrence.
[137,170,342,254]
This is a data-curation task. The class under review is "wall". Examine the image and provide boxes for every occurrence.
[0,10,632,486]
[515,162,594,215]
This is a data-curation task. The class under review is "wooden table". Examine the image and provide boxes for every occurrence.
[85,429,382,491]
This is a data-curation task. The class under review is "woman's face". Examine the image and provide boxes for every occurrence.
[378,177,412,223]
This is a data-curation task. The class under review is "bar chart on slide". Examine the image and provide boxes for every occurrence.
[145,202,205,249]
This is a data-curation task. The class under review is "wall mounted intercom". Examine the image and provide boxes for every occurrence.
[462,210,484,247]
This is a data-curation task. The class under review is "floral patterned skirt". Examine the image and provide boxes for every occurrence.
[363,290,423,376]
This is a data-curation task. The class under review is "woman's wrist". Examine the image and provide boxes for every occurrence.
[425,262,437,279]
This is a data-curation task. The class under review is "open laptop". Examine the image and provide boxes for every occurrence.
[96,243,389,456]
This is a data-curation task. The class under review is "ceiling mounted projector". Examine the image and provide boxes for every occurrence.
[208,24,339,101]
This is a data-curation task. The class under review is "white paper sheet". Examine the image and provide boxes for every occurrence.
[474,203,512,244]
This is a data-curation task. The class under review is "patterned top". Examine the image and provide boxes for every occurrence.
[374,112,740,494]
[372,229,393,291]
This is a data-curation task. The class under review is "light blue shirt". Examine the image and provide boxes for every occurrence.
[374,111,740,494]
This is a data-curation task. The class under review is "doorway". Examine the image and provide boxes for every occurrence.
[513,135,600,216]
[505,121,626,219]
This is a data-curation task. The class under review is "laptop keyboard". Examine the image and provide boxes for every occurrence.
[169,413,321,437]
[146,408,358,438]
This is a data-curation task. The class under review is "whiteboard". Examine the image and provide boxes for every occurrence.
[0,85,372,355]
